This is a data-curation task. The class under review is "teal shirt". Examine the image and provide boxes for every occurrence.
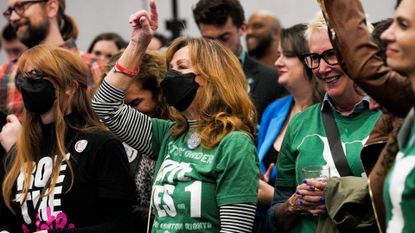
[276,102,381,233]
[238,49,254,87]
[384,109,415,233]
[150,119,259,233]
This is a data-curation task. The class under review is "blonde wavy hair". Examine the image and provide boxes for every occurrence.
[2,45,106,213]
[305,11,373,41]
[166,37,257,148]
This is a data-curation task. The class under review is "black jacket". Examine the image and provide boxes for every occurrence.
[243,56,287,122]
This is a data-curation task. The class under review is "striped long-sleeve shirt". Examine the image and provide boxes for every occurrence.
[92,80,258,232]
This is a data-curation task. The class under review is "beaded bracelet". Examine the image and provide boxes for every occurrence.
[114,61,140,77]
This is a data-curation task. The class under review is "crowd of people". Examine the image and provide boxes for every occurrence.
[0,0,414,232]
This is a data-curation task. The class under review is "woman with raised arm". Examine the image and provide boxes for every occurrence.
[92,1,259,232]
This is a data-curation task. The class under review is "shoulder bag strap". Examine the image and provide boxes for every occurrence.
[321,109,354,176]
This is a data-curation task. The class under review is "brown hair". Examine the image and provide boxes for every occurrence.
[193,0,245,28]
[281,23,323,102]
[2,45,106,212]
[100,50,170,119]
[57,0,79,41]
[87,32,127,53]
[166,37,257,147]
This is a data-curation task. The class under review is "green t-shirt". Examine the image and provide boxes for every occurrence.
[276,103,381,233]
[384,111,415,233]
[150,119,259,233]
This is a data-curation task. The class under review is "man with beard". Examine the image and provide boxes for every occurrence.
[246,11,281,66]
[193,0,287,122]
[0,0,103,119]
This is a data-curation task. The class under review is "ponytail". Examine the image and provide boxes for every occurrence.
[60,14,79,41]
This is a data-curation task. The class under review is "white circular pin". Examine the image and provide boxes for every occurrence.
[75,140,88,153]
[187,132,201,150]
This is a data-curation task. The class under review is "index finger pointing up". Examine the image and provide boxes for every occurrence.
[149,0,158,31]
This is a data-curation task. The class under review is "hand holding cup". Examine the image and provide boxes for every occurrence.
[295,165,331,215]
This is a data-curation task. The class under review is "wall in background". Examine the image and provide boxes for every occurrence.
[0,0,395,62]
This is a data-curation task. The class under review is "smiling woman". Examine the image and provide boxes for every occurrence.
[257,23,322,233]
[381,2,415,82]
[269,13,381,233]
[377,1,415,232]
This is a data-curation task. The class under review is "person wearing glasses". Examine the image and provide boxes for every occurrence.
[268,13,381,233]
[315,1,415,232]
[255,23,323,233]
[0,45,139,233]
[317,0,415,232]
[0,0,104,119]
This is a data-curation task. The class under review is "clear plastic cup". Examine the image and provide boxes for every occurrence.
[301,165,331,183]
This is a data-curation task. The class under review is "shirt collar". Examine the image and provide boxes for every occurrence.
[61,38,79,51]
[321,93,370,115]
[238,49,247,65]
[398,108,415,149]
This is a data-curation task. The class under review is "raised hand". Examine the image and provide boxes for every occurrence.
[106,0,159,90]
[260,163,275,183]
[128,0,158,48]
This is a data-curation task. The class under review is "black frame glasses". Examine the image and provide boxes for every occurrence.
[3,0,47,20]
[302,49,339,69]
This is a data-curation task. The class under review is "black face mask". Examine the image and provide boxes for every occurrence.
[19,77,56,115]
[161,69,200,112]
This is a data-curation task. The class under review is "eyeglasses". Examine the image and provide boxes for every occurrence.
[302,49,338,69]
[3,0,47,20]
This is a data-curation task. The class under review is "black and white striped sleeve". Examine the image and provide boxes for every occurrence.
[219,203,256,233]
[92,80,153,156]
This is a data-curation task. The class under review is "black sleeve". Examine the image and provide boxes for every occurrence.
[0,198,18,232]
[0,150,19,232]
[89,137,137,201]
[266,186,296,233]
[50,200,140,233]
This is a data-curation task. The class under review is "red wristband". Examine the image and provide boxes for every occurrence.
[114,61,140,77]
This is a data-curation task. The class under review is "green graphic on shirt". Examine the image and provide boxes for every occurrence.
[384,116,415,233]
[150,119,259,233]
[276,103,380,233]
